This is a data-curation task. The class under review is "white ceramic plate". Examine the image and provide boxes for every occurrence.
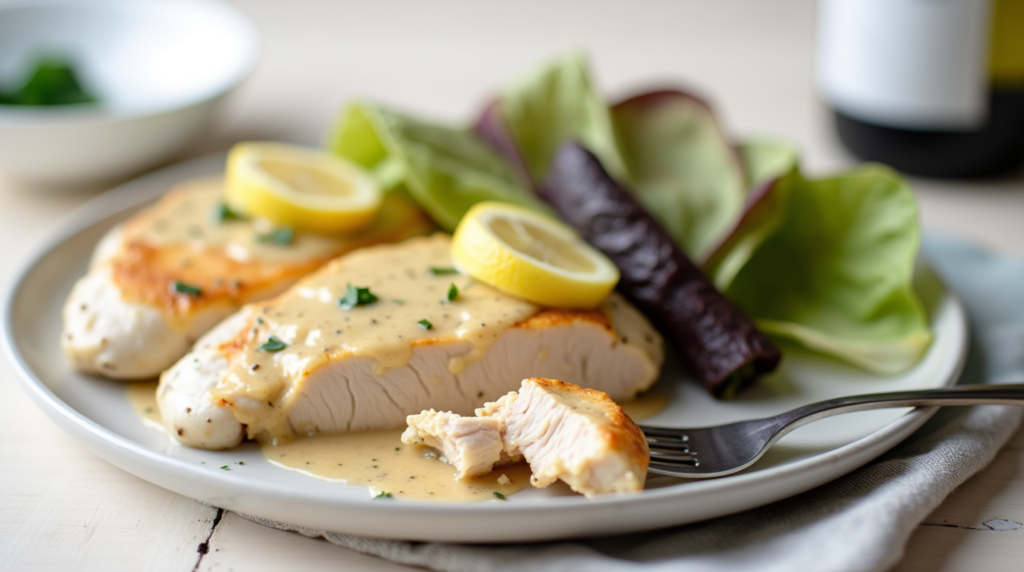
[4,153,968,543]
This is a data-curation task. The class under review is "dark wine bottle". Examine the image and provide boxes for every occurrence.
[817,0,1024,178]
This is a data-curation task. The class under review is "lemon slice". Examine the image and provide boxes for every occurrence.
[225,142,382,235]
[451,202,620,309]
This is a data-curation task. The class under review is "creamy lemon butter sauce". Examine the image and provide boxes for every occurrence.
[126,382,171,436]
[263,430,535,501]
[130,384,664,502]
[126,178,344,265]
[209,235,539,442]
[619,392,668,421]
[257,393,667,501]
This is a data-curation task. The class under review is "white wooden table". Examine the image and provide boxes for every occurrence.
[2,1,1023,569]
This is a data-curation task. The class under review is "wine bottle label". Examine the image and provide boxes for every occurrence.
[990,0,1024,88]
[816,0,991,132]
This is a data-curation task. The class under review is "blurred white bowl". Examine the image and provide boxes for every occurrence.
[0,0,259,188]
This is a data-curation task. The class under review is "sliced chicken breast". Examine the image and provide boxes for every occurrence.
[62,178,432,379]
[158,235,663,450]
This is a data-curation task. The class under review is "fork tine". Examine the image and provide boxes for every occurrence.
[649,460,700,473]
[645,439,692,452]
[649,450,699,462]
[639,426,689,440]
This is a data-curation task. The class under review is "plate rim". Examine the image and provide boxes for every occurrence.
[2,152,970,542]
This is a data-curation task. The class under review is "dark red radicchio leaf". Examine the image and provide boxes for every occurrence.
[541,142,782,396]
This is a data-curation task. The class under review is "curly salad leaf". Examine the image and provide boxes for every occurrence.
[329,102,545,231]
[717,165,932,374]
[705,143,931,373]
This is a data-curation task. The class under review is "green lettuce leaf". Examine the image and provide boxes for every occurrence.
[737,138,799,190]
[704,138,799,288]
[498,52,626,183]
[611,92,747,260]
[328,102,545,231]
[493,54,748,261]
[719,164,932,374]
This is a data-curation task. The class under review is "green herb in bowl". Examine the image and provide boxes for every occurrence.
[0,57,99,107]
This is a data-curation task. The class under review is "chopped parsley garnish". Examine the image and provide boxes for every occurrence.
[171,280,202,297]
[339,284,378,310]
[213,202,245,223]
[258,336,287,352]
[257,226,294,246]
[417,319,433,330]
[447,283,459,301]
[493,492,506,500]
[237,461,245,466]
[428,266,459,275]
[374,491,393,499]
[220,465,230,470]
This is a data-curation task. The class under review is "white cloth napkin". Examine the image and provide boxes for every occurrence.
[242,236,1024,572]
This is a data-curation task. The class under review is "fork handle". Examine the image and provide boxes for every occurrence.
[776,383,1024,433]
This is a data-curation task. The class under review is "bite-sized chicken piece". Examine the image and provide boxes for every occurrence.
[401,410,510,479]
[403,378,649,496]
[158,235,663,449]
[62,178,432,379]
[478,377,649,496]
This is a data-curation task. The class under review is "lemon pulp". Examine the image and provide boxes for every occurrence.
[451,202,619,309]
[225,142,382,235]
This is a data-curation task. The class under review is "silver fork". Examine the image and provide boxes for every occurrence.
[639,384,1024,479]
